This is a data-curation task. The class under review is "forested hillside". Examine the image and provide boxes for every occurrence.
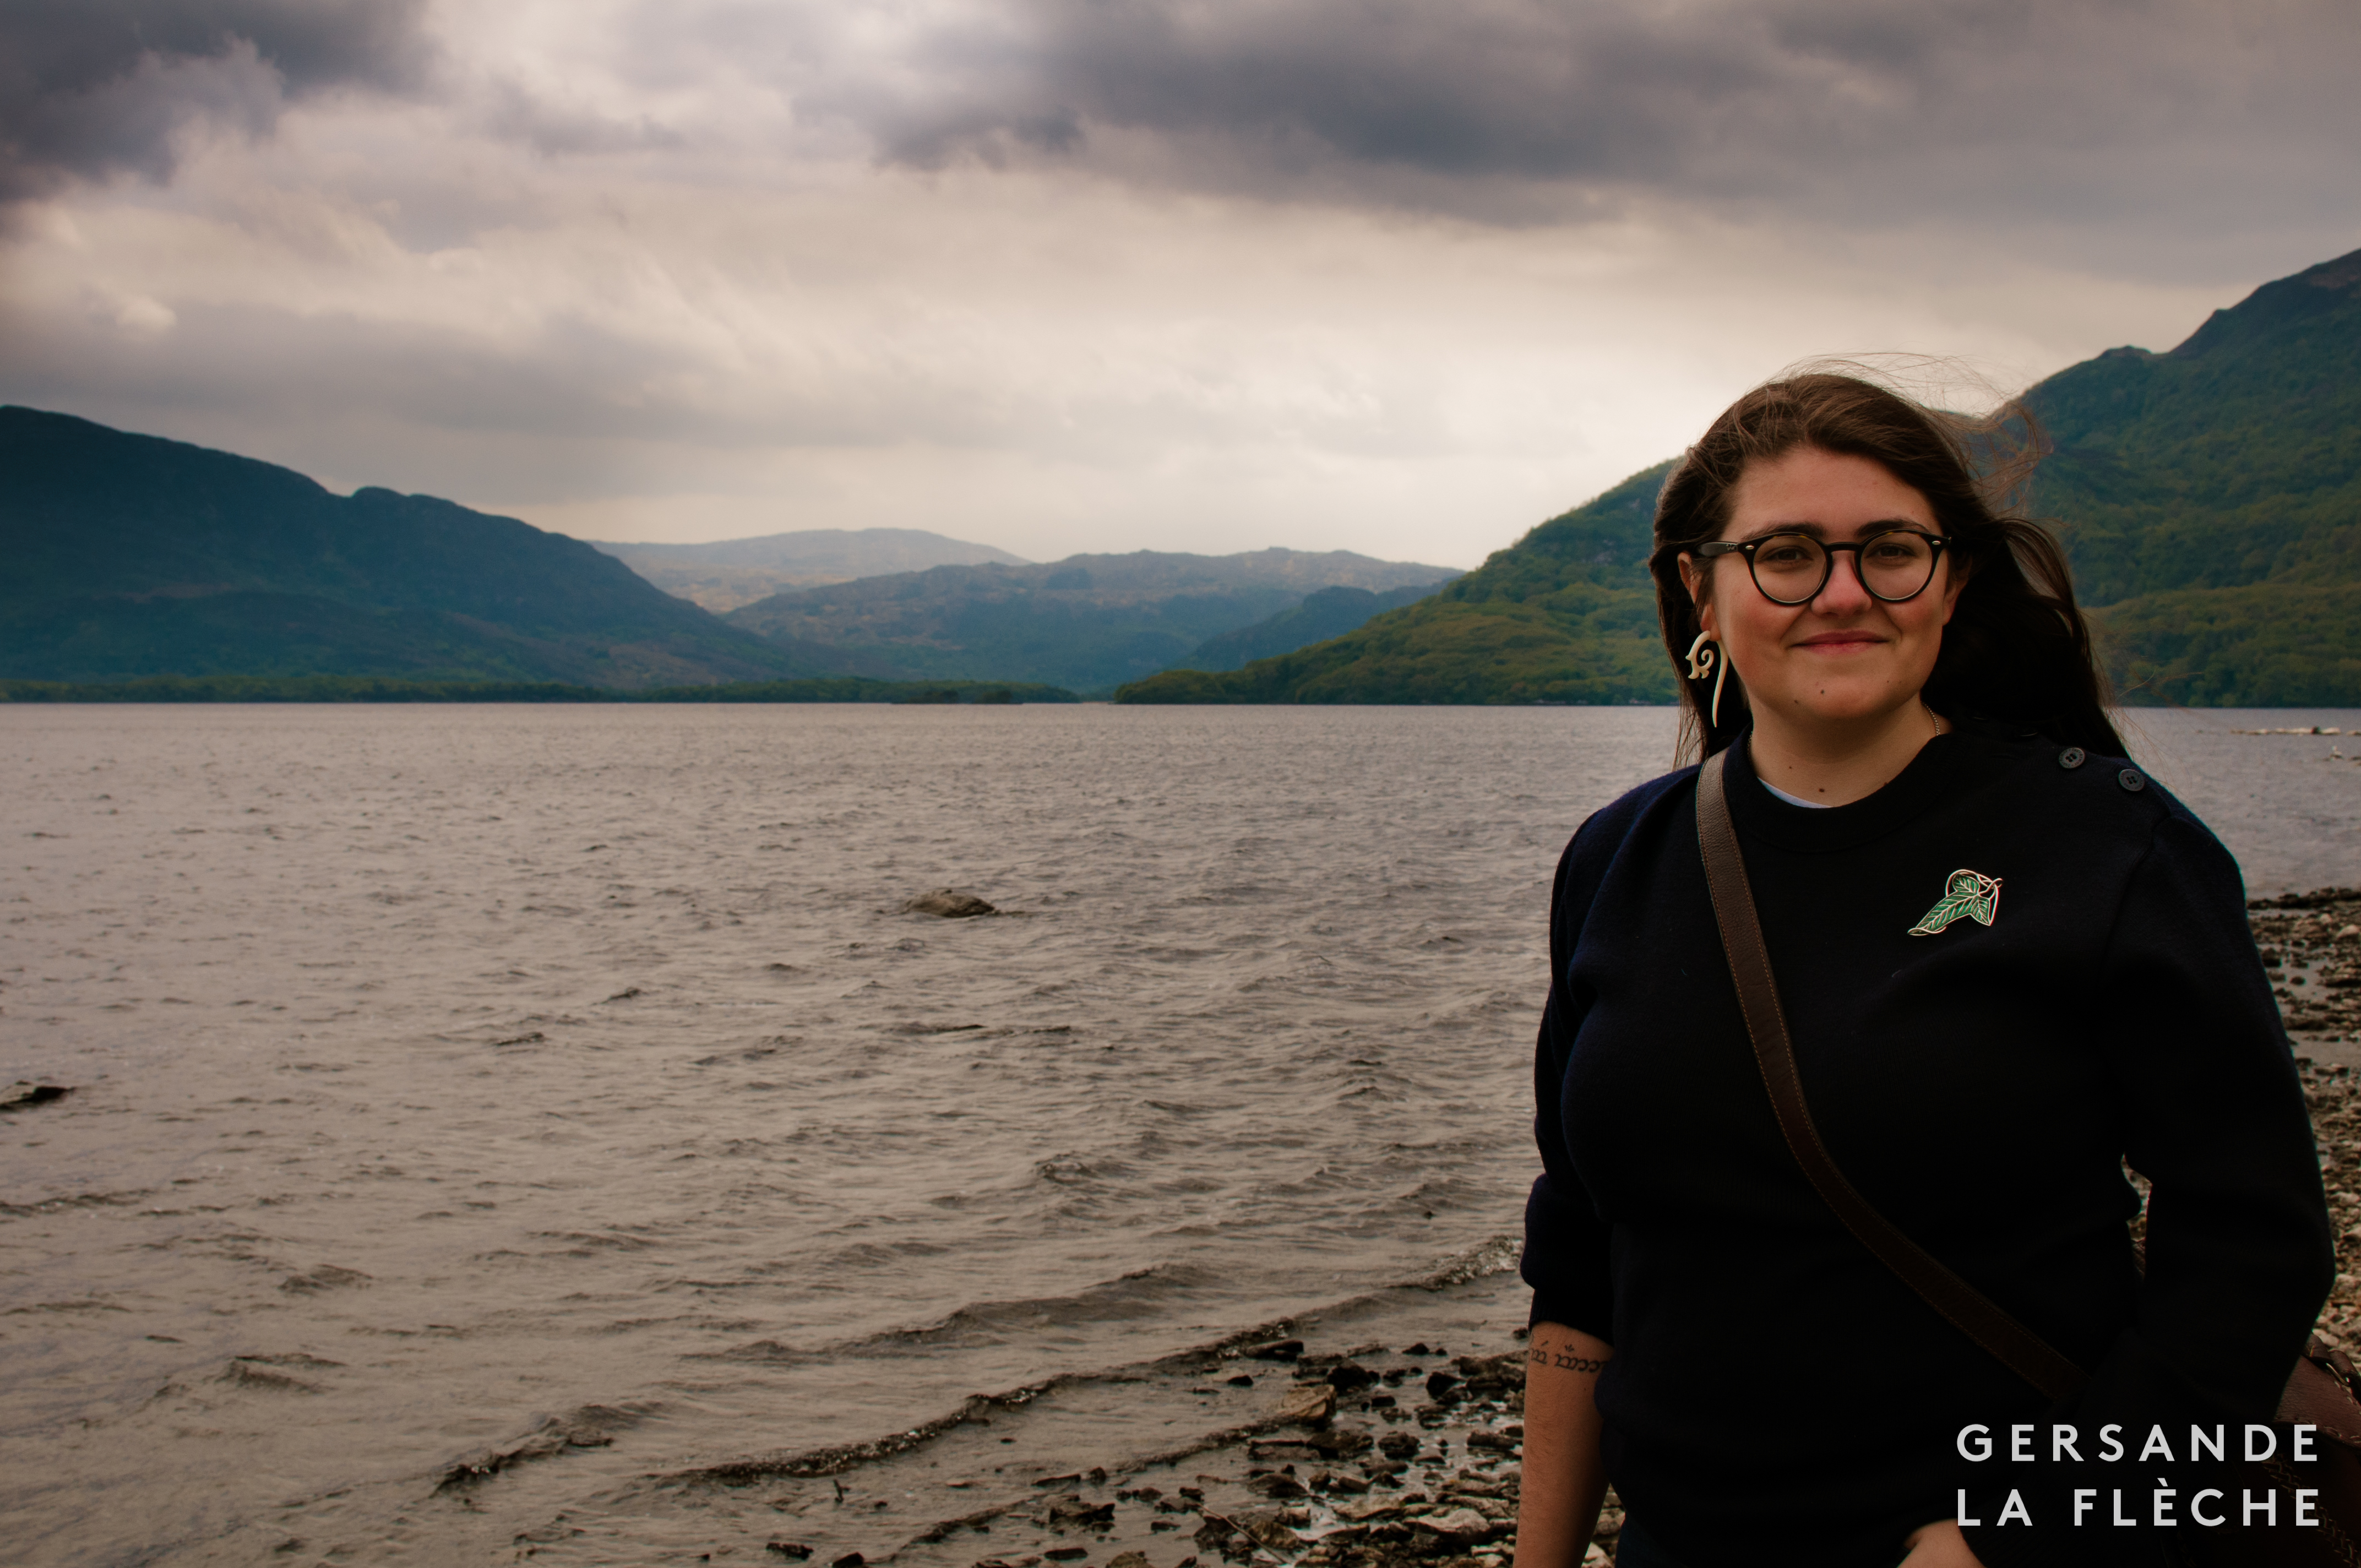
[1122,246,2361,706]
[2033,248,2361,703]
[1175,582,1449,671]
[0,409,840,688]
[725,548,1459,692]
[1118,464,1674,704]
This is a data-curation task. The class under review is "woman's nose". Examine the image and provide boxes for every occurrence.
[1811,550,1873,613]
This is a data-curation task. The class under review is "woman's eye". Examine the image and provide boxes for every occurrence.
[1756,541,1816,568]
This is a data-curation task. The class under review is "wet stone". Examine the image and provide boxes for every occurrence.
[902,889,998,918]
[0,1083,71,1112]
[1046,1495,1115,1529]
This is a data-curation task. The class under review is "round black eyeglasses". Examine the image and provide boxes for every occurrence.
[1692,529,1949,606]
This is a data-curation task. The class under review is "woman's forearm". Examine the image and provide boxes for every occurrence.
[1513,1321,1614,1568]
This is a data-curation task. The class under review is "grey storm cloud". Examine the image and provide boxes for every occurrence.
[765,0,2361,227]
[0,0,433,200]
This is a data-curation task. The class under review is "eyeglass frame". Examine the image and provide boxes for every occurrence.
[1689,527,1951,606]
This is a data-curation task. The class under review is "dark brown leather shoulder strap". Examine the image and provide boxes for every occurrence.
[1695,748,2092,1403]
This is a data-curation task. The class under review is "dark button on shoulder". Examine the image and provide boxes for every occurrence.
[2118,767,2147,793]
[2057,747,2086,769]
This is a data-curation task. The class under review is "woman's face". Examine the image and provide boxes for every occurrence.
[1679,445,1963,734]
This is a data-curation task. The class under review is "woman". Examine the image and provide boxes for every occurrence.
[1511,372,2333,1568]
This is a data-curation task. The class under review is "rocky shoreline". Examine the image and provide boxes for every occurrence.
[2250,889,2361,1043]
[815,1336,1566,1568]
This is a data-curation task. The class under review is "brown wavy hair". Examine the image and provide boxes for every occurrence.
[1647,369,2123,761]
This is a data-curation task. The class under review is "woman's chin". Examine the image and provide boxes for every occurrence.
[1762,687,1925,729]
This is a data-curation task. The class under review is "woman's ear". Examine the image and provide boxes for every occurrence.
[1939,553,1972,625]
[1678,552,1718,640]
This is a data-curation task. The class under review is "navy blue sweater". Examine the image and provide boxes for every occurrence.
[1520,725,2332,1567]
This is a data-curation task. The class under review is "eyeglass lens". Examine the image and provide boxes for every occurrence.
[1752,531,1936,604]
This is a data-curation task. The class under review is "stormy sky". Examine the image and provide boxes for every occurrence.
[3,1,2356,567]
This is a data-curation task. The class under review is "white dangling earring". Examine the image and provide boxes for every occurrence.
[1684,629,1716,682]
[1685,630,1731,728]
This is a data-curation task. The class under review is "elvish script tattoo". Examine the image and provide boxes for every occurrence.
[1527,1343,1609,1375]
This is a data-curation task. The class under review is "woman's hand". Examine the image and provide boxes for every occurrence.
[1898,1520,1985,1567]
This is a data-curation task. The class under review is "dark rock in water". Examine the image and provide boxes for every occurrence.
[1249,1440,1321,1462]
[1046,1494,1114,1529]
[1423,1371,1461,1401]
[1234,1509,1303,1549]
[1378,1434,1422,1460]
[1252,1473,1308,1499]
[1401,1342,1434,1357]
[766,1545,813,1561]
[0,1084,70,1112]
[434,1406,639,1493]
[1043,1549,1087,1561]
[1244,1338,1304,1361]
[1312,1425,1372,1460]
[1106,1554,1151,1568]
[902,889,998,918]
[832,1554,867,1568]
[280,1264,372,1294]
[1325,1362,1379,1391]
[1226,1373,1254,1387]
[1276,1383,1336,1427]
[605,987,643,1001]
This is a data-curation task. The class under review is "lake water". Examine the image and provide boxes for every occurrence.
[4,704,2359,1566]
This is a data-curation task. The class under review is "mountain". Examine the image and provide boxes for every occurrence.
[0,408,846,688]
[595,528,1030,612]
[2028,248,2361,703]
[1176,582,1451,671]
[1120,246,2361,707]
[724,549,1461,693]
[1116,466,1674,704]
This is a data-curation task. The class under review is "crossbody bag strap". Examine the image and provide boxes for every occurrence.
[1694,747,2092,1403]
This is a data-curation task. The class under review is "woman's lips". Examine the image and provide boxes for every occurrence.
[1793,631,1884,652]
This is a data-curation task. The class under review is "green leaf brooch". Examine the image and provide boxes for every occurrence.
[1909,869,2003,936]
